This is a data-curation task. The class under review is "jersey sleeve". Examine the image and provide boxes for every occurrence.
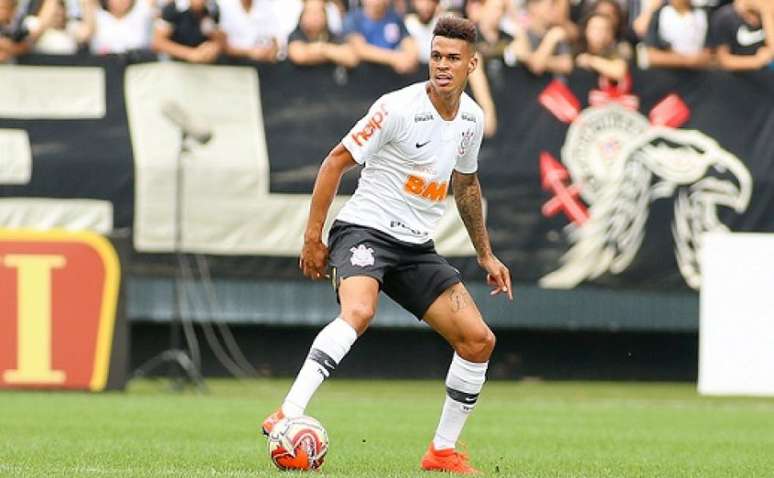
[341,95,401,164]
[454,110,484,175]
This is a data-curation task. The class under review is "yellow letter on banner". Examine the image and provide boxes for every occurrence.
[3,254,67,384]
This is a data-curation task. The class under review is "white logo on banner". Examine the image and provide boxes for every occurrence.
[349,245,375,267]
[125,63,474,256]
[0,65,112,232]
[0,129,32,185]
[540,127,752,290]
[561,105,649,203]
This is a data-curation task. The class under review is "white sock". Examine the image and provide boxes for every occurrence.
[432,353,488,450]
[282,318,358,417]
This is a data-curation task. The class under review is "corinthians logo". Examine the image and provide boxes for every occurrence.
[538,78,753,290]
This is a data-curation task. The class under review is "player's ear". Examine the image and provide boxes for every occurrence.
[467,49,479,74]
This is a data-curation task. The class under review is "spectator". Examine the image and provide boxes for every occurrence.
[152,0,223,64]
[640,0,711,69]
[630,0,731,32]
[24,0,93,54]
[468,51,499,137]
[475,0,516,60]
[272,0,344,48]
[404,0,440,63]
[632,0,662,39]
[0,0,31,61]
[552,0,580,42]
[576,11,628,81]
[219,0,278,62]
[587,0,632,43]
[710,0,773,70]
[287,0,357,67]
[88,0,155,54]
[342,0,418,74]
[440,0,470,16]
[504,0,573,76]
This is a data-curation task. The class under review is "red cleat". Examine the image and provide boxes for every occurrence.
[261,408,284,436]
[420,443,480,474]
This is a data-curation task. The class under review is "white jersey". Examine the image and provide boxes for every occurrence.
[337,82,484,244]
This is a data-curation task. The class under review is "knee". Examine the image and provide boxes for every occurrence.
[455,327,496,363]
[341,302,376,336]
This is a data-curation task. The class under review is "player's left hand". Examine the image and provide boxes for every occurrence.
[478,254,513,301]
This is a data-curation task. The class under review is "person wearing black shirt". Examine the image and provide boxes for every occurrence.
[152,0,224,63]
[287,0,357,67]
[710,0,774,70]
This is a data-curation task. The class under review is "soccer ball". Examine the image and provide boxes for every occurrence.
[267,415,329,471]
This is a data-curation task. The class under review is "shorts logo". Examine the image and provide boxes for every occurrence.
[351,103,389,147]
[349,245,375,267]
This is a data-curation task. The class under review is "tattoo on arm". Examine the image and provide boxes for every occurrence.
[453,171,492,258]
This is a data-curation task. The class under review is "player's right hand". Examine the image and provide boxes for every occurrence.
[300,239,329,280]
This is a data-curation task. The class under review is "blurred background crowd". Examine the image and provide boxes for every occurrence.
[1,0,771,137]
[2,0,772,72]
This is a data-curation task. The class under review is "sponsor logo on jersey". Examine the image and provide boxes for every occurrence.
[351,103,389,147]
[461,112,476,123]
[414,112,434,122]
[349,244,375,267]
[457,129,476,156]
[389,220,428,237]
[404,175,448,202]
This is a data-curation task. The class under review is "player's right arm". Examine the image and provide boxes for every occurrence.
[301,95,399,279]
[300,144,359,280]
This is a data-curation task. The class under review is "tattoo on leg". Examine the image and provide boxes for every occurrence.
[449,286,469,313]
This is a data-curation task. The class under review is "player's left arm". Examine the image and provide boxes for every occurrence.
[452,170,513,301]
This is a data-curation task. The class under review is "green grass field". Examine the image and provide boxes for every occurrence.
[2,379,773,477]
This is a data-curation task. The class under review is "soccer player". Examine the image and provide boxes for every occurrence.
[263,14,512,475]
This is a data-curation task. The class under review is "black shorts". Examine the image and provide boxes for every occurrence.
[327,220,462,320]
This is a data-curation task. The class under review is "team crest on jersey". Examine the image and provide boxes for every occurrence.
[349,245,375,267]
[537,78,753,290]
[457,129,475,156]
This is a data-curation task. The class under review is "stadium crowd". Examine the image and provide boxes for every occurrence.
[2,0,772,71]
[1,0,771,134]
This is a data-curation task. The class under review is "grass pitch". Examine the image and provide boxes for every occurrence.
[1,379,773,477]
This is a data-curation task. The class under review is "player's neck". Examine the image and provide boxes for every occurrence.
[426,82,461,121]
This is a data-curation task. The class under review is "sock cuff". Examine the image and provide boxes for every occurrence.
[445,353,488,395]
[309,317,358,364]
[452,352,488,373]
[330,317,358,343]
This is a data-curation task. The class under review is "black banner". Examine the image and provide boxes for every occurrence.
[1,55,773,290]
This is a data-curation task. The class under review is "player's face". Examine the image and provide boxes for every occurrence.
[429,36,477,95]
